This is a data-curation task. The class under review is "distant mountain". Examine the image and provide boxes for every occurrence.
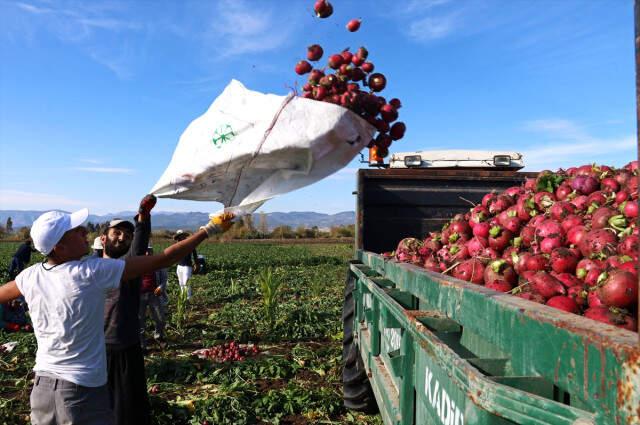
[0,210,356,232]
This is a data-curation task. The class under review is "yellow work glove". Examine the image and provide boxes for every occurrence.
[200,212,235,237]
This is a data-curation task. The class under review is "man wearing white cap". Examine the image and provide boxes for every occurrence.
[0,206,234,425]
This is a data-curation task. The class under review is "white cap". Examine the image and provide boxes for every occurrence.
[30,208,89,255]
[92,236,103,250]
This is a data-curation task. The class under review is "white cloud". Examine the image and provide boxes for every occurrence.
[407,14,458,41]
[520,119,635,170]
[0,190,89,209]
[12,1,142,78]
[206,0,293,57]
[75,167,134,174]
[523,119,588,140]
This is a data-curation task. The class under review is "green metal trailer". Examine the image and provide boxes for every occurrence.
[342,169,640,425]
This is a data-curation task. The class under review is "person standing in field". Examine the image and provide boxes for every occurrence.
[0,204,234,425]
[138,246,168,352]
[173,229,198,300]
[92,236,104,257]
[8,238,36,280]
[100,194,155,425]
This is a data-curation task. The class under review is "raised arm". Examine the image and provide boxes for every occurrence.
[120,212,234,282]
[0,281,22,304]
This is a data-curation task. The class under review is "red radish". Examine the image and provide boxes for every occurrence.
[584,307,638,331]
[484,260,517,292]
[356,46,368,60]
[389,98,402,109]
[482,192,497,209]
[328,54,344,69]
[617,235,639,257]
[473,222,490,238]
[380,104,398,123]
[524,178,537,191]
[361,62,374,73]
[600,177,619,192]
[571,175,599,195]
[525,254,548,272]
[571,195,590,212]
[368,73,387,92]
[566,226,587,247]
[346,18,361,32]
[519,225,536,247]
[504,186,523,198]
[587,290,605,307]
[555,184,573,201]
[619,261,638,276]
[488,226,512,251]
[534,191,556,210]
[375,133,392,149]
[341,50,353,63]
[560,215,583,233]
[549,247,579,273]
[554,273,583,288]
[314,0,333,18]
[535,219,564,240]
[295,60,312,75]
[540,236,563,254]
[423,256,441,272]
[350,67,365,81]
[550,201,576,221]
[584,267,605,288]
[308,69,324,83]
[313,86,328,100]
[452,258,485,284]
[307,44,324,61]
[481,247,500,260]
[567,285,588,307]
[530,271,566,298]
[596,270,638,308]
[579,229,617,258]
[502,246,519,264]
[623,201,638,218]
[466,236,488,257]
[591,207,616,229]
[489,195,514,215]
[351,55,365,66]
[469,206,489,226]
[450,220,471,236]
[512,252,531,274]
[389,122,406,140]
[546,296,579,314]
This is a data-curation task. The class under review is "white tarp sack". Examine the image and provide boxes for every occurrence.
[151,80,375,215]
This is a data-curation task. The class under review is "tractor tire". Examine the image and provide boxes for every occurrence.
[342,270,378,414]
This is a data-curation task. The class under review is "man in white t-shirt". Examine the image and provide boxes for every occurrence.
[0,207,234,425]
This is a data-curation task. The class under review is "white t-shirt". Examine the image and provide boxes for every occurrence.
[16,256,125,387]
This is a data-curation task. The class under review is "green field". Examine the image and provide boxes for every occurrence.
[0,241,382,425]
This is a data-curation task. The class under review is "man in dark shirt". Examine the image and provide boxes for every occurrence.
[8,239,36,280]
[101,194,156,425]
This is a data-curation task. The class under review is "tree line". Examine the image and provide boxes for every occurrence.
[0,216,355,241]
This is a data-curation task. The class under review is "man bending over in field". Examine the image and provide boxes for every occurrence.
[0,206,234,425]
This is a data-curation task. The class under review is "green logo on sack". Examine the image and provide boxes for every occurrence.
[211,124,236,148]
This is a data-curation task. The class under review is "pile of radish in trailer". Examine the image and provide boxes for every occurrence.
[385,162,640,331]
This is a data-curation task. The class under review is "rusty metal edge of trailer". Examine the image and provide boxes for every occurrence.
[354,250,640,425]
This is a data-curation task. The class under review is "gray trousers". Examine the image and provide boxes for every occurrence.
[30,375,113,425]
[139,292,166,348]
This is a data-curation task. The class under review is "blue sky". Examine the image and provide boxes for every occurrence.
[0,0,636,215]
